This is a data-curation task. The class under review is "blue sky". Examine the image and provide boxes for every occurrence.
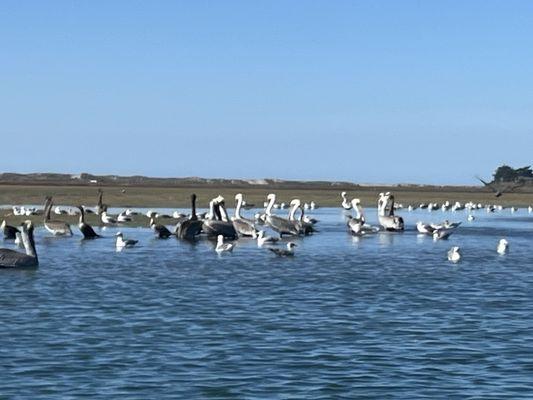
[1,1,532,184]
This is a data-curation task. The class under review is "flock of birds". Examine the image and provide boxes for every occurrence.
[1,188,530,268]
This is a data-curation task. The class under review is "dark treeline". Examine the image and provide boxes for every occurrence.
[493,165,533,183]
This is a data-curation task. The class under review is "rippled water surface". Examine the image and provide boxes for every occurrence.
[1,207,533,399]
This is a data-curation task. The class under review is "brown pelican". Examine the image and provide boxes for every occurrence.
[288,199,315,235]
[265,194,299,237]
[269,242,297,257]
[0,221,38,268]
[96,189,106,215]
[77,206,100,239]
[149,213,173,238]
[115,232,138,249]
[232,193,257,237]
[340,192,352,210]
[202,197,237,239]
[1,220,19,240]
[377,193,404,232]
[44,197,73,235]
[476,176,524,198]
[215,235,234,253]
[176,194,203,240]
[347,199,378,236]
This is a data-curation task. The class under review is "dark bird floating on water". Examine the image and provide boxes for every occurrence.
[1,220,20,240]
[77,206,101,239]
[475,176,525,198]
[269,242,297,257]
[0,221,38,268]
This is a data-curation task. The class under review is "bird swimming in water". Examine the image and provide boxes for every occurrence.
[115,232,138,249]
[255,230,279,247]
[497,239,509,255]
[1,220,20,240]
[0,221,39,268]
[215,235,234,253]
[447,246,461,263]
[269,242,297,257]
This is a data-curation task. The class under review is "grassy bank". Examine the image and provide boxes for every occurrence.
[1,184,533,208]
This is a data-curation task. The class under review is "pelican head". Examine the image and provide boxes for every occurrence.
[290,198,301,207]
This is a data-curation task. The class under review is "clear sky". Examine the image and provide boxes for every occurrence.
[1,1,532,184]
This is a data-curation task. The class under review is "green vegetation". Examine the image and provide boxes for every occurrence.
[493,165,533,183]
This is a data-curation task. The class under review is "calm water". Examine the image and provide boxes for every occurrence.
[1,207,533,399]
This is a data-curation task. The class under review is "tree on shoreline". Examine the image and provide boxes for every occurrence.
[493,165,533,182]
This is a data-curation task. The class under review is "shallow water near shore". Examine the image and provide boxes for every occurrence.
[1,207,533,398]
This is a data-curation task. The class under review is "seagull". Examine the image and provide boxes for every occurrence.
[101,210,117,225]
[433,228,454,241]
[254,230,279,246]
[215,235,234,253]
[269,242,297,257]
[416,221,435,235]
[115,232,138,249]
[447,246,461,263]
[117,211,133,223]
[497,239,509,255]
